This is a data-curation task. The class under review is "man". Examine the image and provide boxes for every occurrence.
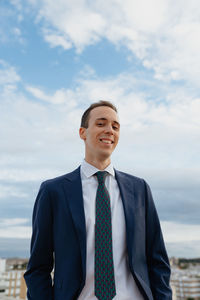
[24,100,172,300]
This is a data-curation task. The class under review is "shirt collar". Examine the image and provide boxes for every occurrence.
[81,159,115,178]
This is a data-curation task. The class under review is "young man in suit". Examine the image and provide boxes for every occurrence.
[24,100,172,300]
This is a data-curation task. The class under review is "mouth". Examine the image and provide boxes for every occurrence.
[99,138,114,144]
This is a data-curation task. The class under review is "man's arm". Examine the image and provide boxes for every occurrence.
[24,182,54,300]
[144,180,172,300]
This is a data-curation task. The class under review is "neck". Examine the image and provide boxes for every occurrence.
[84,157,111,170]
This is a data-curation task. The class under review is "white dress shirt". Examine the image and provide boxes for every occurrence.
[78,160,144,300]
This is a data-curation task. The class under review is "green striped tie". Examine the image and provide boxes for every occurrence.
[95,171,116,300]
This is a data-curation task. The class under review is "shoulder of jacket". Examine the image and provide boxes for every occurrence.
[40,166,80,189]
[115,169,145,183]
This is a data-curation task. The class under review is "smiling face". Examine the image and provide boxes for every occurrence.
[79,106,120,168]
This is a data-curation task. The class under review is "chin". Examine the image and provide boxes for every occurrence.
[99,150,113,160]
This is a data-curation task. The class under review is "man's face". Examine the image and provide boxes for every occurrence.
[79,106,120,164]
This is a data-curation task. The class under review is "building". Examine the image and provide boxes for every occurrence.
[4,271,27,299]
[0,260,6,274]
[0,258,27,300]
[171,267,200,300]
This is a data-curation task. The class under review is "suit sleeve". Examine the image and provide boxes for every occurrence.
[144,180,172,300]
[24,182,54,300]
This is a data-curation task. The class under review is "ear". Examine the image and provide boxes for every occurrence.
[79,127,86,141]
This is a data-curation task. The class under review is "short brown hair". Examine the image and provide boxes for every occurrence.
[80,100,118,128]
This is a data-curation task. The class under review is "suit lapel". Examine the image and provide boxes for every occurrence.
[63,167,87,282]
[115,170,136,263]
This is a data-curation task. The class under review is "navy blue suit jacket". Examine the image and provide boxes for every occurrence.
[24,167,172,300]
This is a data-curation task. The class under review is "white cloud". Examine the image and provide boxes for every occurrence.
[0,185,28,199]
[26,85,78,106]
[0,218,28,227]
[0,226,31,239]
[42,28,72,50]
[0,169,58,182]
[0,218,31,239]
[0,1,25,44]
[26,0,200,85]
[161,221,200,243]
[0,60,21,89]
[166,240,200,258]
[12,27,24,43]
[35,0,106,52]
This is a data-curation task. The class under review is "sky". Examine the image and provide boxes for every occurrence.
[0,0,200,258]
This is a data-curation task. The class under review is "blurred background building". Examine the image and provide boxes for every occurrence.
[0,257,200,300]
[0,258,27,300]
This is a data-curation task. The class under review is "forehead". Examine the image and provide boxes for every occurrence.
[89,106,119,123]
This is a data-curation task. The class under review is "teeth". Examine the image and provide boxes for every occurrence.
[101,139,112,144]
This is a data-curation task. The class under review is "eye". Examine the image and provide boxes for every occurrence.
[112,125,119,130]
[97,122,104,126]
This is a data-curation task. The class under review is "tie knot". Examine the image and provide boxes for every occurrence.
[95,171,107,184]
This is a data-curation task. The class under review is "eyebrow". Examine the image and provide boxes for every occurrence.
[96,117,120,127]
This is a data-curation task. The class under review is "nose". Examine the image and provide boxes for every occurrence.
[104,123,114,134]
